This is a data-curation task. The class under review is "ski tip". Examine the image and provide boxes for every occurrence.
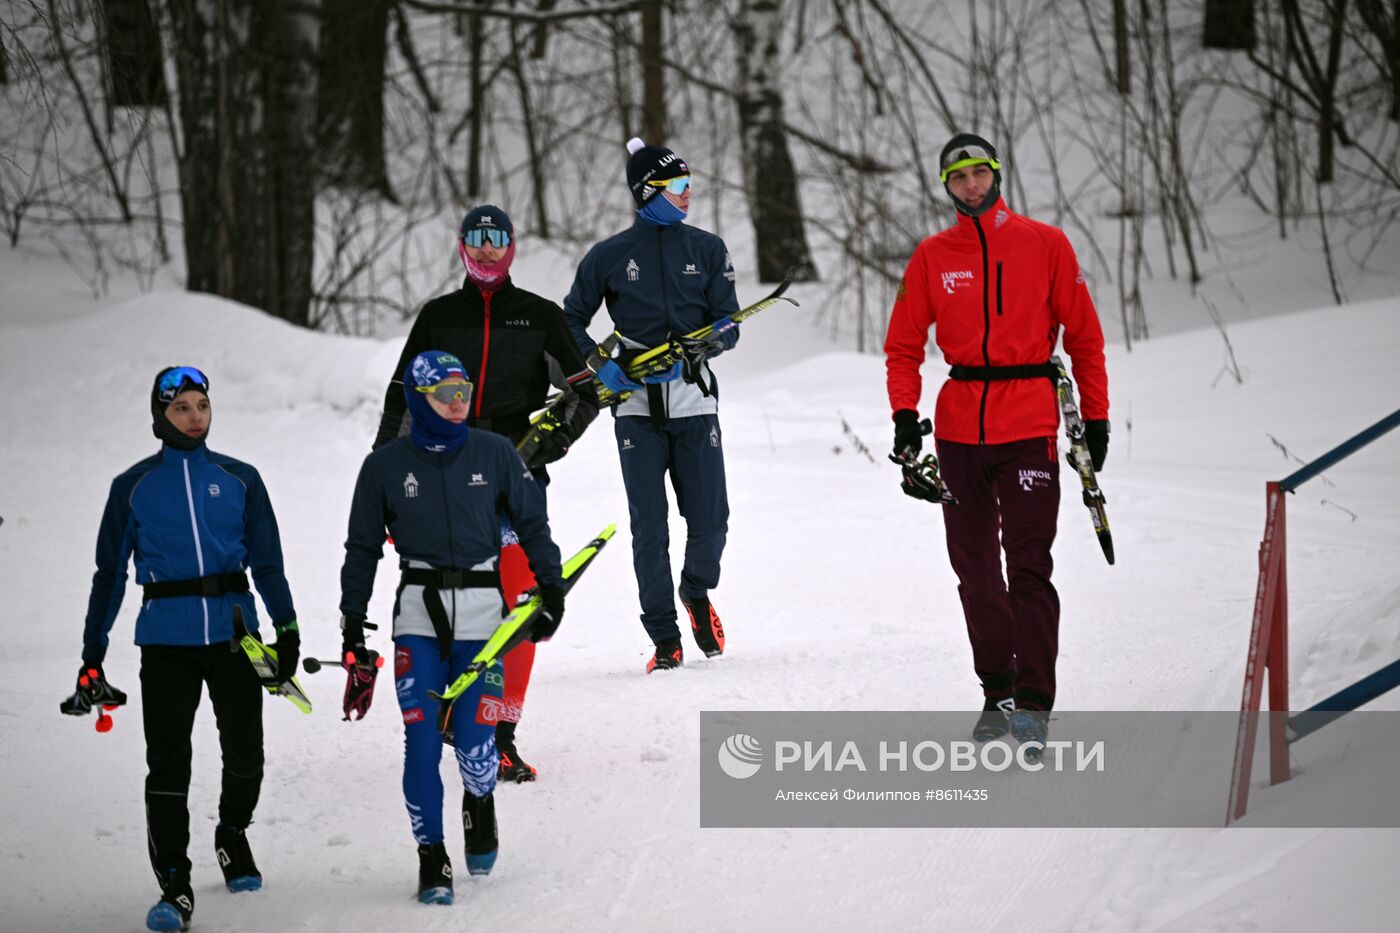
[1101,535,1116,565]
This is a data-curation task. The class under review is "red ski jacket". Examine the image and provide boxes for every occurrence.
[884,198,1109,445]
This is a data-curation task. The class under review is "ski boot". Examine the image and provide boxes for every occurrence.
[145,870,193,931]
[462,792,498,876]
[682,593,725,658]
[972,697,1015,742]
[646,638,683,674]
[215,823,262,892]
[496,721,537,783]
[1008,710,1050,762]
[417,842,454,905]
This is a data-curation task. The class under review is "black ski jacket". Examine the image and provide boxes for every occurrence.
[374,278,598,449]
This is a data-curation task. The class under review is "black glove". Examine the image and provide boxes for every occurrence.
[272,623,300,686]
[892,409,924,457]
[524,392,598,470]
[60,662,128,716]
[677,335,711,386]
[341,614,368,664]
[1084,420,1110,472]
[532,584,566,643]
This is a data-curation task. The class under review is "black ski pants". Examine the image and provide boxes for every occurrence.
[141,644,264,881]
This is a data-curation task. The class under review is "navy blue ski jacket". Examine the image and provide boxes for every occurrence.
[339,430,563,619]
[82,446,296,664]
[563,218,739,351]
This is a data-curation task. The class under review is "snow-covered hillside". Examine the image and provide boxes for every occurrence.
[1,273,1398,931]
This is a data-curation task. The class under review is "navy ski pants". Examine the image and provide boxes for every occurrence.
[936,437,1061,711]
[141,644,264,882]
[614,413,729,643]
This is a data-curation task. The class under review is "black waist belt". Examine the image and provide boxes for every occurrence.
[948,363,1058,382]
[397,565,502,660]
[143,571,249,601]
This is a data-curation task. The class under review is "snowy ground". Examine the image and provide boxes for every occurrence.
[2,256,1399,931]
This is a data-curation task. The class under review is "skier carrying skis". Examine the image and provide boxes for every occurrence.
[562,137,738,673]
[883,133,1110,749]
[71,366,299,932]
[342,350,564,904]
[374,204,597,782]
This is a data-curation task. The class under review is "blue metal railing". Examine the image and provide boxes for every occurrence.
[1280,408,1400,493]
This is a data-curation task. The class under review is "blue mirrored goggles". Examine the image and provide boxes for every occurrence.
[645,175,691,195]
[158,366,209,402]
[461,227,511,249]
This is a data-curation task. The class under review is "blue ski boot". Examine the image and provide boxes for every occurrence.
[215,823,262,892]
[417,842,454,905]
[463,791,498,876]
[145,871,193,931]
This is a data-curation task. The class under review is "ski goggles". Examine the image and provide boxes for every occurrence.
[461,227,511,249]
[939,145,1001,183]
[157,366,210,402]
[645,175,691,195]
[415,379,474,404]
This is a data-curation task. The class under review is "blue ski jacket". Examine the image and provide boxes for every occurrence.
[563,218,739,419]
[82,446,296,664]
[339,430,563,624]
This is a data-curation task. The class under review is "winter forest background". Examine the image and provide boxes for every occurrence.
[4,0,1399,351]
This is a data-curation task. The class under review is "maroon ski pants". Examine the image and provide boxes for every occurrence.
[935,437,1060,711]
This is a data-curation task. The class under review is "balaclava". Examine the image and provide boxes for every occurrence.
[151,366,210,451]
[458,204,515,293]
[403,351,471,453]
[938,132,1003,218]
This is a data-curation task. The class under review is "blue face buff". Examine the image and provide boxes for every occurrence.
[638,188,688,226]
[402,351,471,453]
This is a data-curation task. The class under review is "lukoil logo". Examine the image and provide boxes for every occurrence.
[718,733,764,779]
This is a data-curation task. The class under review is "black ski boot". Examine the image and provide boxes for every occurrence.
[417,842,454,905]
[973,697,1015,741]
[145,870,193,931]
[462,792,498,876]
[646,638,683,674]
[682,593,725,658]
[214,823,262,892]
[496,720,537,783]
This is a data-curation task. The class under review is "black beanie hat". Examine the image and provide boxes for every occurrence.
[460,203,513,240]
[938,132,1002,218]
[151,366,210,451]
[625,137,688,208]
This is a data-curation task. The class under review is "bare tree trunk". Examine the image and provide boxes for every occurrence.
[506,7,549,236]
[167,0,320,326]
[0,29,8,85]
[641,0,664,141]
[318,0,391,198]
[1114,0,1130,94]
[609,15,635,145]
[100,0,168,106]
[466,0,488,197]
[264,0,321,324]
[1203,0,1255,50]
[734,0,818,282]
[1278,0,1350,183]
[531,0,554,57]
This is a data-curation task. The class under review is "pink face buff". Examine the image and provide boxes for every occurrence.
[459,240,516,293]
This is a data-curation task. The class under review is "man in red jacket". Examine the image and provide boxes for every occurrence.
[883,133,1110,749]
